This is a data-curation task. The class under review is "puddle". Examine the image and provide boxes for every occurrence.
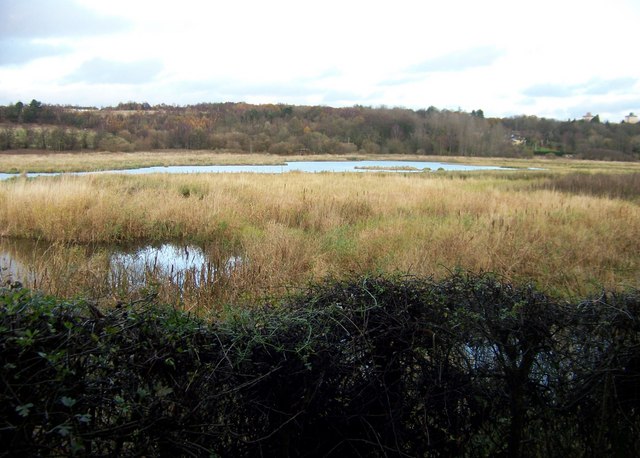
[110,243,241,288]
[0,239,241,294]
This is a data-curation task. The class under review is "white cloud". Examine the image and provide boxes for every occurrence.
[65,58,164,84]
[0,0,129,38]
[0,0,639,121]
[0,38,72,65]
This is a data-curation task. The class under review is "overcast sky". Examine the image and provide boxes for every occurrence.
[1,0,639,121]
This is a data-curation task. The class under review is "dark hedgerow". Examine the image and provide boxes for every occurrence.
[1,273,639,457]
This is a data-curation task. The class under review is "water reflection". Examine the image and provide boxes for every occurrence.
[0,238,240,295]
[0,248,32,285]
[110,243,241,288]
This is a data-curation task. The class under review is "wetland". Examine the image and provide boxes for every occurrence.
[0,153,638,310]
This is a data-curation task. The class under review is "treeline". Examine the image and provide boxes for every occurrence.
[1,100,639,160]
[1,273,639,456]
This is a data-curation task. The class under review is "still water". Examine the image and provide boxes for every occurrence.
[0,239,239,293]
[0,160,512,180]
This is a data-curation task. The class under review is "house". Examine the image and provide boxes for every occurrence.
[509,133,525,146]
[624,112,639,124]
[582,112,596,122]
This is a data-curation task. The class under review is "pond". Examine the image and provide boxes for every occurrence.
[0,160,513,180]
[0,238,240,295]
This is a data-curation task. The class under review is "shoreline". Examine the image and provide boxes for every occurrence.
[1,150,639,174]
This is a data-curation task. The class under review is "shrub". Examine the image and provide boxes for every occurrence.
[1,273,639,456]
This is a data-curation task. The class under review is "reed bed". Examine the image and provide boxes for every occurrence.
[534,171,640,201]
[0,151,287,173]
[0,169,638,308]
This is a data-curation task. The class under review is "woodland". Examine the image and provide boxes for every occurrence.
[1,100,639,160]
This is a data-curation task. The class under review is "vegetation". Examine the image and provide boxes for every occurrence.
[1,273,638,457]
[0,166,638,309]
[1,100,639,161]
[0,101,638,455]
[0,151,290,174]
[534,172,640,201]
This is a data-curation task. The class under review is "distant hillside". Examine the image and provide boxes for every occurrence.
[1,100,639,161]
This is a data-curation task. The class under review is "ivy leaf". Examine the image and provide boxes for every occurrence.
[75,413,92,424]
[154,382,173,398]
[55,423,72,437]
[60,396,77,408]
[16,403,34,417]
[137,387,150,400]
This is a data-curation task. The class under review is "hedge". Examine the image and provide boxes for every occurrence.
[1,273,639,457]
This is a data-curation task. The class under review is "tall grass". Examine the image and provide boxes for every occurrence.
[0,151,288,173]
[0,170,638,307]
[534,172,640,201]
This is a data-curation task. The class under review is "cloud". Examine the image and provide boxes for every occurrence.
[583,78,637,95]
[410,47,504,73]
[519,79,640,122]
[379,46,504,86]
[523,78,638,98]
[66,58,164,85]
[571,98,640,117]
[167,73,362,105]
[522,83,574,98]
[0,0,129,39]
[320,90,375,107]
[0,0,130,66]
[0,38,72,65]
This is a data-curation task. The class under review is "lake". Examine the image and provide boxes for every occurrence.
[0,160,513,180]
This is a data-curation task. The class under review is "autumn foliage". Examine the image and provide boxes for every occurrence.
[1,101,639,160]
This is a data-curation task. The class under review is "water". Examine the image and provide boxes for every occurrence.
[0,239,240,293]
[102,160,510,175]
[110,243,242,288]
[0,160,513,180]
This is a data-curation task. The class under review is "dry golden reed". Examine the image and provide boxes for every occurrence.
[0,167,638,307]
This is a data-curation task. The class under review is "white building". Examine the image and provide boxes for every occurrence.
[624,112,639,124]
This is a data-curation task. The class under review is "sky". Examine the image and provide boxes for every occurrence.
[1,0,639,122]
